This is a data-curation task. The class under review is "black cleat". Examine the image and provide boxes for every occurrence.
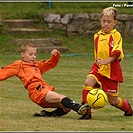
[79,113,92,120]
[33,110,48,117]
[33,110,58,117]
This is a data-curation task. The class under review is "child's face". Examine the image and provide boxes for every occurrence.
[21,47,37,64]
[100,15,117,33]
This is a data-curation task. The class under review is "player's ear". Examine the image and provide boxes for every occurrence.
[21,52,24,58]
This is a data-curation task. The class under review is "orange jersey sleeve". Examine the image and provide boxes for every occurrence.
[0,60,20,81]
[0,51,61,89]
[37,51,60,74]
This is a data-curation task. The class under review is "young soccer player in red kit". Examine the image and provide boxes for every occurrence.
[0,43,89,118]
[80,7,133,120]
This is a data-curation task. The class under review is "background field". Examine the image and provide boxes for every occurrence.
[0,1,133,132]
[0,54,133,131]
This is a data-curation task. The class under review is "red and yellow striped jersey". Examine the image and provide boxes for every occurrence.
[93,29,124,82]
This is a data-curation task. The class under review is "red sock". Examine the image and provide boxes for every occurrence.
[117,98,133,116]
[82,86,92,114]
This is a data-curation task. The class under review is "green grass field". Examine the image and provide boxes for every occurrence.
[0,53,133,131]
[0,2,133,132]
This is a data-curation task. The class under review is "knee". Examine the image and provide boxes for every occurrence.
[84,79,89,86]
[84,77,96,87]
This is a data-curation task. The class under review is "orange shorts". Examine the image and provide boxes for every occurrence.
[27,82,55,108]
[88,65,120,96]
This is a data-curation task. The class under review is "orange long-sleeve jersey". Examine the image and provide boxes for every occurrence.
[0,51,60,90]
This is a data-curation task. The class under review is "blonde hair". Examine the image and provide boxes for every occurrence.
[20,43,36,53]
[101,7,118,20]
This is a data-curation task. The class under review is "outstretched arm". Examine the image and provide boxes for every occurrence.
[0,61,20,81]
[38,49,61,74]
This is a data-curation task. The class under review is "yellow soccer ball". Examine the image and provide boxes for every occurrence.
[86,89,108,109]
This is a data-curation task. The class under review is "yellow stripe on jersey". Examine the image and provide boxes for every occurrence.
[94,29,124,80]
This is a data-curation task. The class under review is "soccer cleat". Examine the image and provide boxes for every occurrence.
[124,101,133,116]
[79,113,92,120]
[33,110,57,117]
[33,110,48,117]
[78,103,90,115]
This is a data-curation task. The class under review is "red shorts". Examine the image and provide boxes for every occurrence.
[27,82,55,108]
[88,64,120,96]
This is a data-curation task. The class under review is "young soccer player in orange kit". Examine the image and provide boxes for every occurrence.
[79,7,133,120]
[0,43,89,117]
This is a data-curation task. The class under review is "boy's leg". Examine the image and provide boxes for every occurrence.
[43,90,89,115]
[116,98,133,116]
[60,97,89,115]
[34,89,89,117]
[79,86,92,120]
[33,97,89,117]
[104,79,133,116]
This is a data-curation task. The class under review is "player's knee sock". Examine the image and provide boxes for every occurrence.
[49,107,68,116]
[82,86,92,104]
[116,98,133,116]
[61,97,81,112]
[82,86,93,113]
